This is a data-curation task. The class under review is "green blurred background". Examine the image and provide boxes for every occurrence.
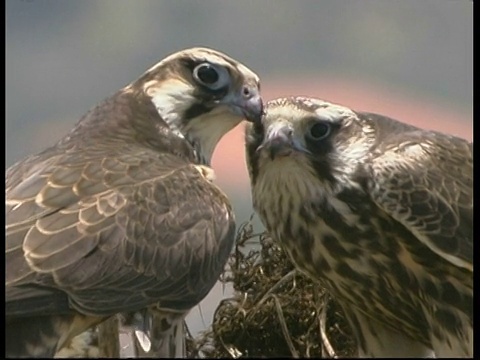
[6,0,472,342]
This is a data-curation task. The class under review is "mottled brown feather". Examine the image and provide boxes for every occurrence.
[6,46,261,357]
[246,97,472,357]
[7,146,234,317]
[368,129,473,271]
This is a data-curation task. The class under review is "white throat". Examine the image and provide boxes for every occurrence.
[183,107,242,165]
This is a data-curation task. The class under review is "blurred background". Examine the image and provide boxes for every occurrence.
[6,0,472,345]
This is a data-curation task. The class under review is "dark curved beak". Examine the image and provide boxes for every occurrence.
[241,94,264,123]
[224,84,264,123]
[257,123,309,159]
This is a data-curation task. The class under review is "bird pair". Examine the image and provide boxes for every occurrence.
[6,47,472,358]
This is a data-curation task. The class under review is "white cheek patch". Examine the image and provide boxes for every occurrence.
[330,138,371,185]
[143,77,243,165]
[144,79,194,136]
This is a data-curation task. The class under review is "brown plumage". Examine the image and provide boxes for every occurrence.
[6,47,262,357]
[245,96,472,357]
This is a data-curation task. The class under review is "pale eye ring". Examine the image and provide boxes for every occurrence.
[193,63,230,91]
[307,121,331,141]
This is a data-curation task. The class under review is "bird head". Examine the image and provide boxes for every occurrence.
[127,47,263,164]
[245,97,376,202]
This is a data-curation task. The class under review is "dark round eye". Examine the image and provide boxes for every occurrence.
[195,64,218,84]
[307,122,331,141]
[193,63,229,90]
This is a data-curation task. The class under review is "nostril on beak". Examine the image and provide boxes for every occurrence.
[242,86,252,98]
[237,85,262,123]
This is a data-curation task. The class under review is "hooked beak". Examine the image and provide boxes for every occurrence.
[222,84,264,123]
[257,123,309,160]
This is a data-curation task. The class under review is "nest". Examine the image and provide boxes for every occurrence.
[187,217,357,358]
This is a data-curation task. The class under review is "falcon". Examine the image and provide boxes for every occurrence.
[6,47,263,357]
[245,97,472,357]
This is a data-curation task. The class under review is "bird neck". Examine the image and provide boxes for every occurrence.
[182,111,241,166]
[148,112,210,165]
[155,104,241,166]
